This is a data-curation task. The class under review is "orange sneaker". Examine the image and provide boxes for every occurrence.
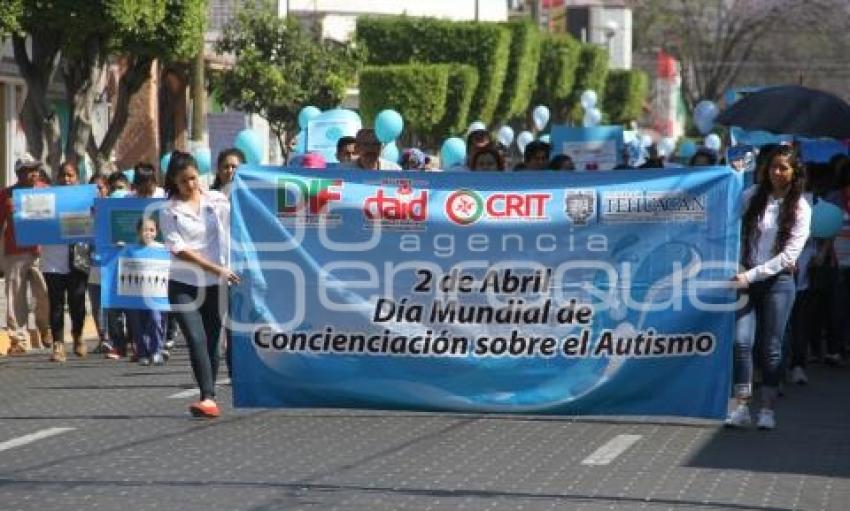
[189,400,220,418]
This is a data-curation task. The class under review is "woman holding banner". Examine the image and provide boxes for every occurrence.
[160,151,239,419]
[728,145,811,430]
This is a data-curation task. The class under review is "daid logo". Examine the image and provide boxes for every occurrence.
[445,190,551,226]
[277,177,343,226]
[363,180,429,231]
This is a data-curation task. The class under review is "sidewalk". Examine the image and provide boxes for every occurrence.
[0,278,100,355]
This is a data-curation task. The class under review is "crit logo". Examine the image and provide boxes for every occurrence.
[276,177,343,226]
[445,190,550,225]
[363,180,429,231]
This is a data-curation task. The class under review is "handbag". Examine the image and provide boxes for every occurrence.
[69,242,91,274]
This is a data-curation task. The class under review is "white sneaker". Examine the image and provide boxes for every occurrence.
[756,409,776,430]
[725,404,751,428]
[790,366,808,385]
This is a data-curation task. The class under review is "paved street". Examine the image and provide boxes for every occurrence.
[0,343,848,511]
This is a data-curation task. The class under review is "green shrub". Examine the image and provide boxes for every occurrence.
[568,44,609,124]
[533,33,581,122]
[359,64,449,134]
[356,16,510,124]
[494,21,541,123]
[605,69,649,125]
[438,64,479,136]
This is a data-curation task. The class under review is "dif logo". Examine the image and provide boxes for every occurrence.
[363,180,428,230]
[277,177,343,215]
[445,189,551,225]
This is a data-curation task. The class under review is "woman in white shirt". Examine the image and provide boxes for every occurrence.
[44,162,90,362]
[160,151,240,419]
[727,145,811,430]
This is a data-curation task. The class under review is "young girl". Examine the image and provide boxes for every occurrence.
[125,217,167,365]
[160,151,239,418]
[727,145,811,430]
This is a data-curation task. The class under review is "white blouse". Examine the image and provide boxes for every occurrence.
[742,186,811,283]
[159,190,230,287]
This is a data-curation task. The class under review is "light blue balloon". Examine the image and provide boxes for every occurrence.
[539,134,551,144]
[308,108,363,163]
[679,140,698,159]
[381,141,400,164]
[298,106,321,130]
[193,147,212,174]
[440,137,466,169]
[293,130,307,155]
[160,152,171,175]
[122,168,134,184]
[110,189,129,198]
[375,109,404,143]
[235,129,264,164]
[811,200,845,238]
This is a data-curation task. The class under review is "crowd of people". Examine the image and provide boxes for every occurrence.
[1,127,849,423]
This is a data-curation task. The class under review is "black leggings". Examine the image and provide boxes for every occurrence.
[44,271,88,344]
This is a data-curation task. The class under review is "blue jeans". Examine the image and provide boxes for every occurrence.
[734,273,795,398]
[126,309,164,358]
[168,281,223,401]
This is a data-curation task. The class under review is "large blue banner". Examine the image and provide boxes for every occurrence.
[13,185,97,244]
[229,166,742,419]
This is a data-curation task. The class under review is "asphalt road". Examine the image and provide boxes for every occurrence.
[0,342,848,511]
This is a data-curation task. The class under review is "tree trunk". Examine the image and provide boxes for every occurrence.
[63,35,107,169]
[88,55,153,169]
[13,33,63,173]
[190,50,206,142]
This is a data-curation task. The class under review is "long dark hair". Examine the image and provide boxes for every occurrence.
[741,144,805,267]
[163,151,198,198]
[212,147,245,190]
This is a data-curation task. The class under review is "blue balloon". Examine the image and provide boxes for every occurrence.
[160,152,171,175]
[193,147,212,174]
[235,129,264,164]
[440,137,466,170]
[679,140,698,159]
[307,108,363,162]
[811,200,845,238]
[381,141,400,164]
[375,109,404,143]
[293,130,307,155]
[298,106,321,130]
[122,168,134,184]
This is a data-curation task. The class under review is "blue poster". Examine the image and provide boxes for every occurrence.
[100,244,171,311]
[94,197,166,255]
[12,185,97,244]
[229,166,742,419]
[550,125,624,171]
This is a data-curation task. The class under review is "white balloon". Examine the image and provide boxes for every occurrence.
[497,125,514,147]
[582,107,601,127]
[532,105,550,131]
[467,120,486,133]
[704,133,722,151]
[658,137,677,157]
[580,90,598,110]
[516,131,534,154]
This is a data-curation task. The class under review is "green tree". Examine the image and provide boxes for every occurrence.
[213,0,362,158]
[1,0,205,172]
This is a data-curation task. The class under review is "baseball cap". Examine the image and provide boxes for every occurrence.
[14,153,42,173]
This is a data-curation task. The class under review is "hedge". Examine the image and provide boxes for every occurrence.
[532,33,581,121]
[356,16,511,124]
[358,64,449,135]
[568,44,610,124]
[494,21,541,123]
[438,64,479,136]
[605,69,649,125]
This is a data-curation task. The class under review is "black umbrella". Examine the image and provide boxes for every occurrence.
[715,85,850,139]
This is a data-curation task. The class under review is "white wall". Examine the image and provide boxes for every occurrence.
[283,0,508,22]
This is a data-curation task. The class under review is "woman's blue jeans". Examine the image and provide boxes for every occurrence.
[168,280,223,401]
[734,273,796,398]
